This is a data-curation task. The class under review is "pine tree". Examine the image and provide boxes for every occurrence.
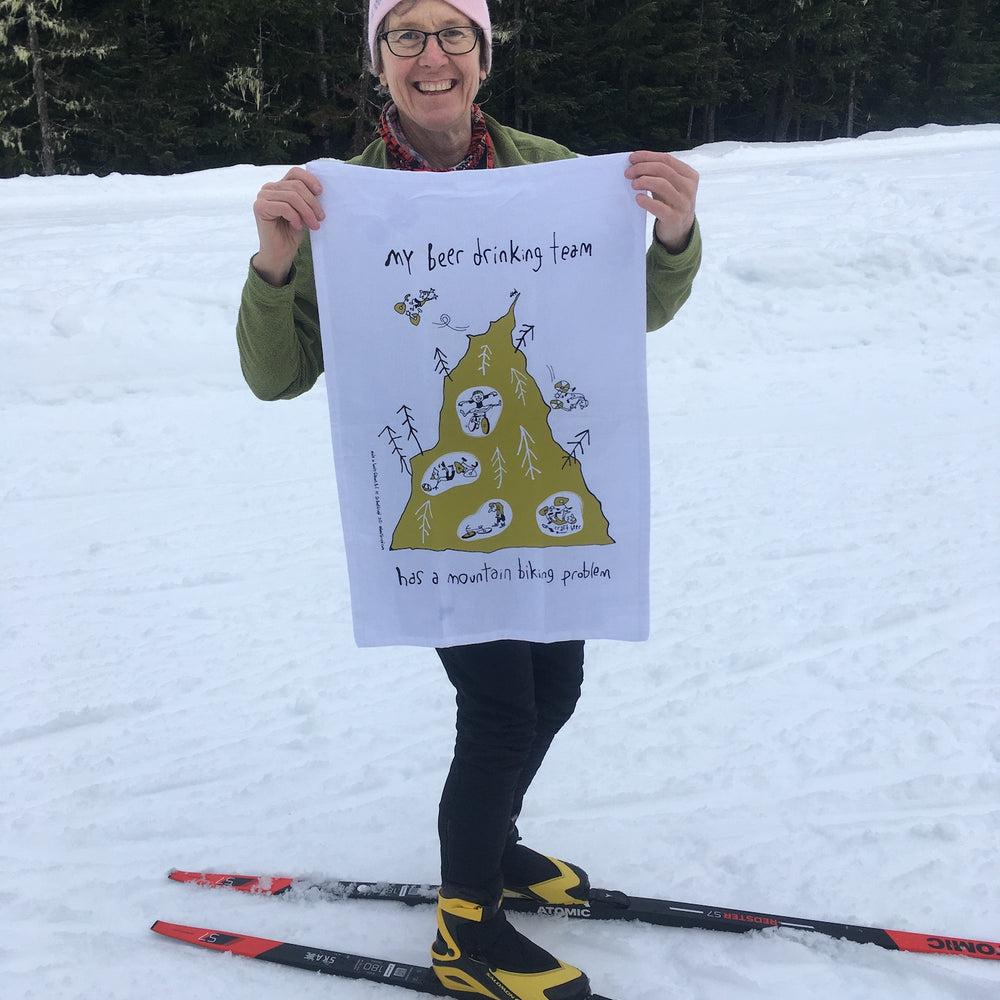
[923,0,1000,123]
[488,0,605,145]
[594,0,694,150]
[0,0,112,175]
[683,0,741,144]
[73,0,198,174]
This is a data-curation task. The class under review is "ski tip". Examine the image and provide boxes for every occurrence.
[166,868,200,881]
[886,928,1000,960]
[151,919,284,958]
[166,870,296,894]
[151,920,199,939]
[151,919,200,941]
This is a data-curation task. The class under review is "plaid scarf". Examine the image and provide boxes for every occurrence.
[379,101,495,171]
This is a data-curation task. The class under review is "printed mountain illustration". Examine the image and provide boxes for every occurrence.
[391,296,613,553]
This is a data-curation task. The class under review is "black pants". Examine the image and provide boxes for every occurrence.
[435,639,585,902]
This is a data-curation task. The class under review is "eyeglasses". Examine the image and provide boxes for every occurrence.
[378,26,482,58]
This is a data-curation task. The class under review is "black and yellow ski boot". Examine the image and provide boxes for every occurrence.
[431,890,591,1000]
[502,844,591,905]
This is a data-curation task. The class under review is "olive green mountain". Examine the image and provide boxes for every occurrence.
[391,298,613,553]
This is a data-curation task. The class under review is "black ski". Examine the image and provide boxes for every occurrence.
[151,920,615,999]
[168,868,1000,961]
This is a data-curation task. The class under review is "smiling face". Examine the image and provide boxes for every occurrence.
[378,0,487,158]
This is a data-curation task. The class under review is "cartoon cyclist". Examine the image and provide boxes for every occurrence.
[538,495,578,530]
[422,456,480,493]
[457,387,502,435]
[394,288,438,326]
[460,501,509,539]
[549,379,589,411]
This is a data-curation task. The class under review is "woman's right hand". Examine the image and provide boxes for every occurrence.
[251,167,325,287]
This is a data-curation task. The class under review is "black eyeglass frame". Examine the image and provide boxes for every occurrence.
[377,26,483,58]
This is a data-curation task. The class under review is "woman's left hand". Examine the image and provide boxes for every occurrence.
[626,151,699,254]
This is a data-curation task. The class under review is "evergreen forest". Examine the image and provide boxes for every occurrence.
[2,0,998,177]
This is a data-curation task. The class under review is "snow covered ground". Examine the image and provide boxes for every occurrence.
[2,124,999,999]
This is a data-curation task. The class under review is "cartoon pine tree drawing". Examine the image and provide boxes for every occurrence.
[391,297,613,553]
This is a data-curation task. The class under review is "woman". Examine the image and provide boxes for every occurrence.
[237,2,701,998]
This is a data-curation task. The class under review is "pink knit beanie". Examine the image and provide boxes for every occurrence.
[368,0,492,74]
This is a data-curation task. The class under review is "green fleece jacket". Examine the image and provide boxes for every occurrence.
[237,113,702,402]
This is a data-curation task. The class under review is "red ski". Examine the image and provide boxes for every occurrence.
[169,868,1000,961]
[151,920,616,999]
[152,920,453,995]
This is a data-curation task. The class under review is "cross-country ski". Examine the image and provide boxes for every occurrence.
[167,869,1000,961]
[151,921,617,1000]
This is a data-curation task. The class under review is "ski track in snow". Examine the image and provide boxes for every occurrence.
[2,125,999,998]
